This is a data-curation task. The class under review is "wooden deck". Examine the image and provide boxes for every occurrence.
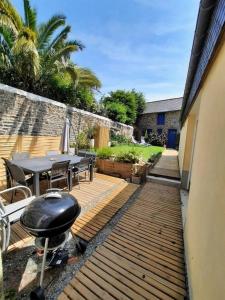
[59,182,187,300]
[71,182,138,241]
[8,173,137,251]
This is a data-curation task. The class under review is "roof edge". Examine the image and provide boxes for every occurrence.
[180,0,218,125]
[146,96,182,104]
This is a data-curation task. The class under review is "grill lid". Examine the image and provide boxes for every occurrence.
[20,191,80,237]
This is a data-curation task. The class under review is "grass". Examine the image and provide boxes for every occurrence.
[108,144,163,162]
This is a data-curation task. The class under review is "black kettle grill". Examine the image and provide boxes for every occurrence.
[20,189,81,300]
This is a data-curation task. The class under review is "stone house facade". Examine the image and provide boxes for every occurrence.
[137,97,182,148]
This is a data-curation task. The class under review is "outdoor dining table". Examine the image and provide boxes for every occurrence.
[11,154,93,196]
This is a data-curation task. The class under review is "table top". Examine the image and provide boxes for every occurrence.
[11,154,82,173]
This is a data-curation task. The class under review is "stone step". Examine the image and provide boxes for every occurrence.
[146,175,181,187]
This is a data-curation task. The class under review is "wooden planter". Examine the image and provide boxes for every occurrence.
[96,158,149,181]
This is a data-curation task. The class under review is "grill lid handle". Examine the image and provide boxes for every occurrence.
[44,192,62,199]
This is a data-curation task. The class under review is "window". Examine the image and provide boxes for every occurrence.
[157,113,165,125]
[147,128,152,135]
[157,128,162,135]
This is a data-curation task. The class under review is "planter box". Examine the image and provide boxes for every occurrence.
[96,159,133,178]
[96,158,149,181]
[131,175,141,184]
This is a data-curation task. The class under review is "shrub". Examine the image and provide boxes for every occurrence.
[115,149,141,164]
[105,102,127,123]
[75,132,89,149]
[148,152,162,163]
[111,140,119,147]
[146,131,167,147]
[111,132,132,145]
[96,147,113,159]
[86,125,97,139]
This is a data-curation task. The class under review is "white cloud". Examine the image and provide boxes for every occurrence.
[106,19,194,38]
[76,32,182,64]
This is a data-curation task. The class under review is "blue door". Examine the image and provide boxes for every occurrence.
[167,129,177,148]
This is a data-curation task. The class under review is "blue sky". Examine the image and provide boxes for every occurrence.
[12,0,199,102]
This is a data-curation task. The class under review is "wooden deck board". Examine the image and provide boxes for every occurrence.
[72,182,138,241]
[8,173,137,251]
[59,182,187,300]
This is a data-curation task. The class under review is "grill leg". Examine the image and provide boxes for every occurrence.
[40,237,49,288]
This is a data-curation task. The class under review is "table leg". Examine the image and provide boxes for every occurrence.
[34,172,40,196]
[90,162,93,182]
[68,169,72,191]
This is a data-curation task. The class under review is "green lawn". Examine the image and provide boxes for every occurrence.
[108,144,164,162]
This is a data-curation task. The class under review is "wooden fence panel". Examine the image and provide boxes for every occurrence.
[0,135,61,188]
[95,126,109,149]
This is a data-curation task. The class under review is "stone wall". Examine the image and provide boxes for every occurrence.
[0,84,133,140]
[137,110,181,136]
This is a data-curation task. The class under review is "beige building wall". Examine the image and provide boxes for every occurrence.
[178,120,187,175]
[179,99,200,189]
[183,39,225,299]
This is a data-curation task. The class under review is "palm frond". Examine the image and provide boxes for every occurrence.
[0,35,13,67]
[0,0,23,31]
[23,0,37,31]
[61,65,101,89]
[76,67,101,89]
[37,14,66,50]
[12,36,39,78]
[0,14,18,38]
[47,25,71,50]
[49,44,77,64]
[63,39,85,51]
[0,24,14,48]
[64,64,79,87]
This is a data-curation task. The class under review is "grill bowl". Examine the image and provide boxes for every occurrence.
[20,192,80,237]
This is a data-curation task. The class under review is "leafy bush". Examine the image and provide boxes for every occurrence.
[101,89,147,125]
[75,132,89,149]
[145,131,167,147]
[110,132,132,145]
[115,149,141,164]
[111,140,119,147]
[148,152,162,163]
[105,102,127,123]
[86,125,97,139]
[96,147,113,159]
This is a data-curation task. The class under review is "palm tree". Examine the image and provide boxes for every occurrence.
[0,0,101,91]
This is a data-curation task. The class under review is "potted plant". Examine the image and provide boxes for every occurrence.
[75,132,89,153]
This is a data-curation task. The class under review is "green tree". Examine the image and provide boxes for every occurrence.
[101,89,146,125]
[0,0,101,106]
[102,90,137,125]
[105,102,127,123]
[131,89,146,119]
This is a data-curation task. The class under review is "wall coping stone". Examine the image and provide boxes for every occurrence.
[0,83,132,130]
